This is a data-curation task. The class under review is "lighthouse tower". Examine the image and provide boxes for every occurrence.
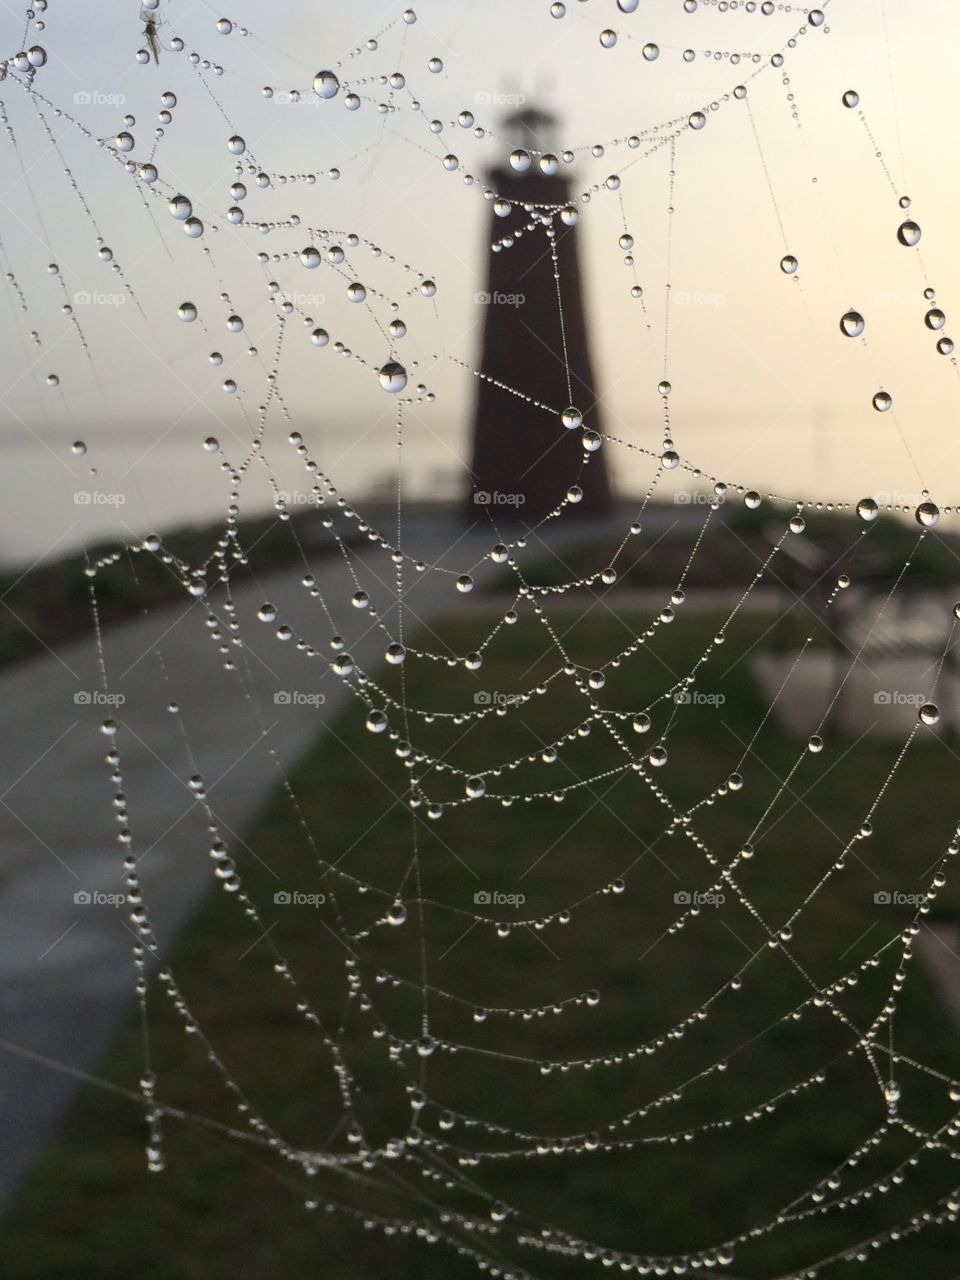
[467,106,612,524]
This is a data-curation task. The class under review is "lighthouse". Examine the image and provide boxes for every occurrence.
[467,106,613,524]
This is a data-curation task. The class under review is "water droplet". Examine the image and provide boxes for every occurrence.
[897,220,921,247]
[842,89,860,108]
[688,111,706,130]
[169,194,192,220]
[807,735,824,753]
[919,703,940,726]
[387,900,407,926]
[71,440,86,455]
[509,149,531,173]
[857,497,879,522]
[916,500,940,528]
[744,491,761,510]
[872,391,892,412]
[924,308,946,330]
[313,70,340,99]
[465,775,486,798]
[226,135,245,155]
[257,603,277,622]
[599,29,618,48]
[178,301,197,322]
[648,745,668,767]
[385,643,406,665]
[633,714,651,734]
[203,437,219,452]
[366,710,389,733]
[780,255,798,274]
[840,310,865,338]
[378,361,407,393]
[642,42,659,61]
[561,406,582,430]
[456,575,474,593]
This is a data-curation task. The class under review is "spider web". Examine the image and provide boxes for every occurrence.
[2,1,960,1276]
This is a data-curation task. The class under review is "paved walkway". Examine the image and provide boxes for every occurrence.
[0,517,508,1207]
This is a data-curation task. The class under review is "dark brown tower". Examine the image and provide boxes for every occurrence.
[467,107,612,525]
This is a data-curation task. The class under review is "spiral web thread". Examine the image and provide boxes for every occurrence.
[3,1,960,1276]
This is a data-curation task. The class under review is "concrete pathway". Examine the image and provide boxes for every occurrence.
[0,516,511,1207]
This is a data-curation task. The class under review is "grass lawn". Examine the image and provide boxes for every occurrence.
[4,601,960,1279]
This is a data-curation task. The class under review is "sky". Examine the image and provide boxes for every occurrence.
[1,0,959,564]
